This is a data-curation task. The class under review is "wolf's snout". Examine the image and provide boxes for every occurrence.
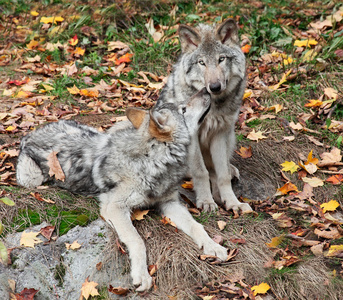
[209,82,221,93]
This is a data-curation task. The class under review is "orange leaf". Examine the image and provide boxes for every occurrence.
[305,150,319,165]
[235,146,252,158]
[74,47,85,56]
[277,182,298,195]
[108,285,129,296]
[161,216,177,228]
[326,174,343,185]
[115,53,133,65]
[80,88,99,97]
[131,209,149,221]
[304,99,323,108]
[241,44,251,53]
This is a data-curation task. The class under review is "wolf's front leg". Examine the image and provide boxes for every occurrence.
[210,130,252,213]
[159,198,227,261]
[99,194,152,292]
[189,135,218,212]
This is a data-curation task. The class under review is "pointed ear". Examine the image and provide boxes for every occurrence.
[149,110,173,142]
[178,24,201,53]
[126,107,147,129]
[216,19,239,45]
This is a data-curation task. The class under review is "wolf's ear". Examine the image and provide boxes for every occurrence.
[149,110,173,142]
[126,107,147,129]
[216,19,239,45]
[178,24,201,53]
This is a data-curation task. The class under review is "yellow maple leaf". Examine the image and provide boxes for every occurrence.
[326,245,343,257]
[294,39,318,47]
[281,161,300,174]
[80,89,99,98]
[66,240,82,250]
[40,16,64,24]
[20,231,43,248]
[131,209,149,221]
[67,85,80,95]
[30,11,39,17]
[320,200,340,213]
[247,129,267,141]
[81,277,100,299]
[304,99,323,108]
[251,282,271,296]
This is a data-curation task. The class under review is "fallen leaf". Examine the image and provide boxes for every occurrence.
[40,225,55,241]
[66,240,81,250]
[235,146,252,158]
[247,129,267,141]
[289,122,303,130]
[47,151,65,181]
[304,99,323,107]
[294,39,318,47]
[241,44,251,53]
[251,282,271,296]
[268,69,292,91]
[277,182,298,195]
[131,209,149,221]
[115,53,133,65]
[326,175,343,185]
[81,277,100,299]
[266,235,284,248]
[30,11,39,16]
[69,34,78,46]
[319,147,342,165]
[30,192,55,204]
[108,285,129,296]
[305,150,319,165]
[217,220,227,231]
[320,200,340,213]
[314,227,342,239]
[324,87,338,100]
[280,161,299,174]
[40,16,64,24]
[302,177,324,187]
[283,136,295,141]
[67,85,80,95]
[148,264,158,276]
[0,197,15,206]
[161,216,177,228]
[326,245,343,257]
[310,243,324,256]
[14,288,39,300]
[20,231,43,248]
[229,238,246,244]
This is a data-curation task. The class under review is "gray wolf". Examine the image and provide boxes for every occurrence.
[16,88,227,292]
[157,19,252,213]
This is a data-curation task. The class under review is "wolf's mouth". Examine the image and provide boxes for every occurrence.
[198,103,211,124]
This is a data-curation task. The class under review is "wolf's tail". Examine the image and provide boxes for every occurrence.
[16,153,44,188]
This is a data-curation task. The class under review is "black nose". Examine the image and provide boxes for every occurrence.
[209,82,221,93]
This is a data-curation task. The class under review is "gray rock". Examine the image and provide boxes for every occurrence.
[0,220,136,299]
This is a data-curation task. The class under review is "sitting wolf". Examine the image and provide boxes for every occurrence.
[16,89,227,291]
[157,19,253,213]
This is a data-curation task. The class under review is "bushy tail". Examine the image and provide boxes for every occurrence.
[16,153,44,188]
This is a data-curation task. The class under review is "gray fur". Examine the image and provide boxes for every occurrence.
[16,89,227,292]
[157,19,252,212]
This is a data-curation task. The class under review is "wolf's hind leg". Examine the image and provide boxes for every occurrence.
[16,154,44,188]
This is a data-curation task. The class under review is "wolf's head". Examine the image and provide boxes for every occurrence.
[178,19,246,101]
[126,88,211,142]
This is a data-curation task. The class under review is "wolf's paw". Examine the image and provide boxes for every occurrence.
[196,198,218,212]
[225,202,252,213]
[203,241,228,261]
[132,270,153,292]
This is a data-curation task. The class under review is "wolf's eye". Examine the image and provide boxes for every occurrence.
[198,59,205,66]
[219,57,225,63]
[182,106,187,114]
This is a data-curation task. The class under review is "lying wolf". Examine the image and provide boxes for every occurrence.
[157,19,252,213]
[16,89,227,291]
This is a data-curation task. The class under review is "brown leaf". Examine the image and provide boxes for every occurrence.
[212,235,224,245]
[30,192,55,204]
[40,225,55,241]
[108,285,129,296]
[116,239,127,255]
[15,288,39,300]
[131,209,149,221]
[229,238,246,244]
[148,264,158,276]
[314,227,342,239]
[96,262,102,271]
[47,151,65,181]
